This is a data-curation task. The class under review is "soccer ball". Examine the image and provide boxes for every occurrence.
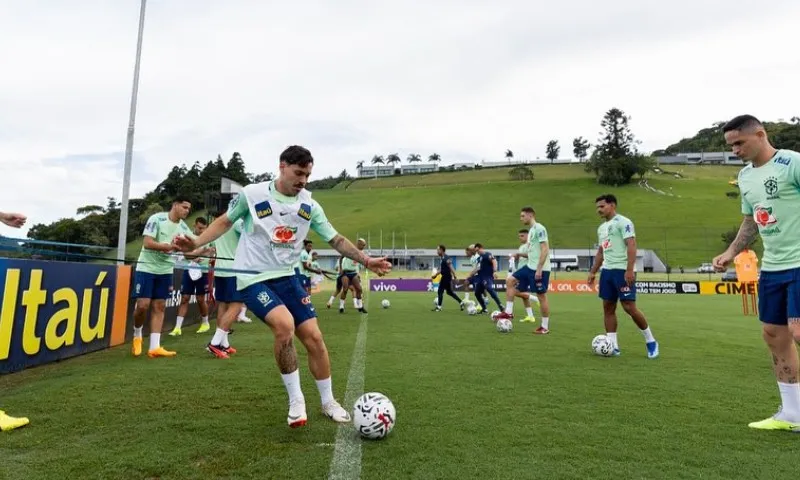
[353,392,396,440]
[381,299,390,309]
[490,310,502,322]
[591,334,615,357]
[496,318,513,333]
[466,304,478,315]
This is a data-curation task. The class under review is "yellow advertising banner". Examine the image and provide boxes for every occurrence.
[699,281,758,295]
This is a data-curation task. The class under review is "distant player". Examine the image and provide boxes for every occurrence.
[712,114,800,431]
[297,240,314,294]
[338,238,368,314]
[508,229,537,323]
[170,216,214,336]
[498,207,551,332]
[0,209,29,432]
[173,145,391,428]
[587,194,658,359]
[432,244,464,311]
[326,264,356,309]
[472,243,504,314]
[205,206,245,359]
[132,196,212,358]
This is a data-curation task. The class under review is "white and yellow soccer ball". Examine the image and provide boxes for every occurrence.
[353,392,396,440]
[591,334,615,356]
[496,318,513,333]
[490,310,503,322]
[381,299,390,309]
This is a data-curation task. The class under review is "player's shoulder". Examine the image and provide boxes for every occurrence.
[614,214,633,225]
[148,212,169,223]
[774,149,800,169]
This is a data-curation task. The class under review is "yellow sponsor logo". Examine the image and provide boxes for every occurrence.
[699,281,758,295]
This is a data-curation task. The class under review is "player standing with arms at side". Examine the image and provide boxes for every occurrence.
[587,194,658,359]
[0,210,30,432]
[432,244,464,311]
[171,217,214,336]
[174,146,391,428]
[712,115,800,431]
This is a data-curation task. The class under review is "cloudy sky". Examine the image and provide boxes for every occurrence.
[1,0,799,236]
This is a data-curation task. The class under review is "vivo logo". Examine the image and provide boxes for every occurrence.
[372,283,397,292]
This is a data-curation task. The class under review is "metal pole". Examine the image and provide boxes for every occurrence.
[116,0,148,264]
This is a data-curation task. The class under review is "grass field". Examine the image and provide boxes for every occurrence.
[1,287,795,480]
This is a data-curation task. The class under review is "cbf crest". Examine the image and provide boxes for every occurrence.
[764,176,780,200]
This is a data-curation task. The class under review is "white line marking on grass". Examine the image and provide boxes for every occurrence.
[328,284,369,480]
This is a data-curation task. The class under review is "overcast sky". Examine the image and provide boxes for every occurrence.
[1,0,799,236]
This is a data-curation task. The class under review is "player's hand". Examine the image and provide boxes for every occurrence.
[172,234,197,252]
[0,212,27,228]
[587,272,596,285]
[712,251,733,272]
[624,270,635,286]
[366,256,392,276]
[535,270,543,280]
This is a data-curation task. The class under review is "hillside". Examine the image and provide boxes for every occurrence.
[656,119,800,155]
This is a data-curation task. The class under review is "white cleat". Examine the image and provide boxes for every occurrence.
[322,400,352,423]
[287,401,307,428]
[237,316,252,323]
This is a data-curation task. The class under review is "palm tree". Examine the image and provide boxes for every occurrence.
[386,153,401,167]
[356,160,364,176]
[505,149,514,164]
[407,153,422,163]
[370,155,385,178]
[428,153,441,169]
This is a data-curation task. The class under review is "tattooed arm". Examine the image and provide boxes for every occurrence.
[327,234,392,275]
[727,216,758,256]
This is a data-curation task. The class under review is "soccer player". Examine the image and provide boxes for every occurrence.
[170,217,214,336]
[173,146,391,428]
[587,194,658,359]
[472,243,504,314]
[338,239,368,314]
[0,209,29,432]
[507,229,537,323]
[205,206,245,359]
[712,114,800,431]
[326,264,355,309]
[132,196,212,358]
[297,240,314,294]
[432,244,463,311]
[499,207,551,332]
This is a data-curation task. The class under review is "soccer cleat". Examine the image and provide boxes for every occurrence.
[196,324,210,334]
[168,327,182,337]
[236,316,252,323]
[326,303,332,309]
[646,341,659,359]
[748,412,800,432]
[359,307,368,314]
[0,411,29,432]
[432,306,441,312]
[612,348,621,356]
[339,307,344,314]
[533,326,549,335]
[147,346,177,358]
[322,400,352,423]
[520,316,536,323]
[223,345,237,355]
[131,337,143,357]
[495,312,513,321]
[288,401,308,428]
[206,343,230,359]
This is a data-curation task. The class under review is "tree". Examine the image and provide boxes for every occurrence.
[545,140,560,163]
[428,153,441,165]
[505,149,514,164]
[386,153,401,167]
[407,153,422,163]
[225,152,250,185]
[572,136,591,162]
[370,155,385,165]
[584,108,653,185]
[509,165,534,181]
[252,172,273,183]
[76,205,104,216]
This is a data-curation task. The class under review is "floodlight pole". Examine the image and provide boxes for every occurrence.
[116,0,147,264]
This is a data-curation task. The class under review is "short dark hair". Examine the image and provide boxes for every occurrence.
[172,195,192,205]
[280,146,314,167]
[518,229,529,234]
[303,239,312,246]
[194,217,208,226]
[521,206,535,215]
[438,244,446,251]
[722,114,763,133]
[474,242,483,249]
[595,194,617,205]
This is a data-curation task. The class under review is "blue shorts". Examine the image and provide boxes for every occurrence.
[513,266,550,294]
[181,270,208,295]
[132,271,173,300]
[241,275,316,327]
[300,274,311,290]
[598,269,636,303]
[758,267,800,325]
[336,274,343,291]
[214,276,243,303]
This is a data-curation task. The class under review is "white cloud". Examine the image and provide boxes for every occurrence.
[2,0,799,237]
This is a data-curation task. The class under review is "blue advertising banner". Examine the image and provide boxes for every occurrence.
[0,259,119,374]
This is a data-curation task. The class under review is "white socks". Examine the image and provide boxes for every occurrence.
[640,327,656,343]
[778,382,800,421]
[149,333,161,351]
[541,316,550,329]
[505,301,514,314]
[201,316,209,326]
[464,293,470,301]
[525,307,534,318]
[211,328,226,346]
[133,326,143,338]
[175,316,184,329]
[316,377,335,405]
[281,370,305,405]
[328,295,336,305]
[607,332,619,350]
[357,298,363,309]
[339,299,345,309]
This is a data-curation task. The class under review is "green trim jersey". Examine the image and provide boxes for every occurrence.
[526,222,551,272]
[136,213,194,275]
[597,214,635,270]
[515,244,529,272]
[299,250,313,276]
[212,219,243,278]
[341,256,360,272]
[226,181,338,289]
[738,149,800,271]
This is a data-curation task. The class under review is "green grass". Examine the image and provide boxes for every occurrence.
[1,289,796,479]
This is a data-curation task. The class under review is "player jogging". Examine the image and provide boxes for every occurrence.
[205,206,245,359]
[132,196,212,358]
[472,243,504,314]
[337,239,368,314]
[173,146,391,428]
[0,210,30,432]
[587,194,658,359]
[505,229,538,324]
[712,114,800,431]
[498,208,552,332]
[170,217,214,336]
[432,244,464,311]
